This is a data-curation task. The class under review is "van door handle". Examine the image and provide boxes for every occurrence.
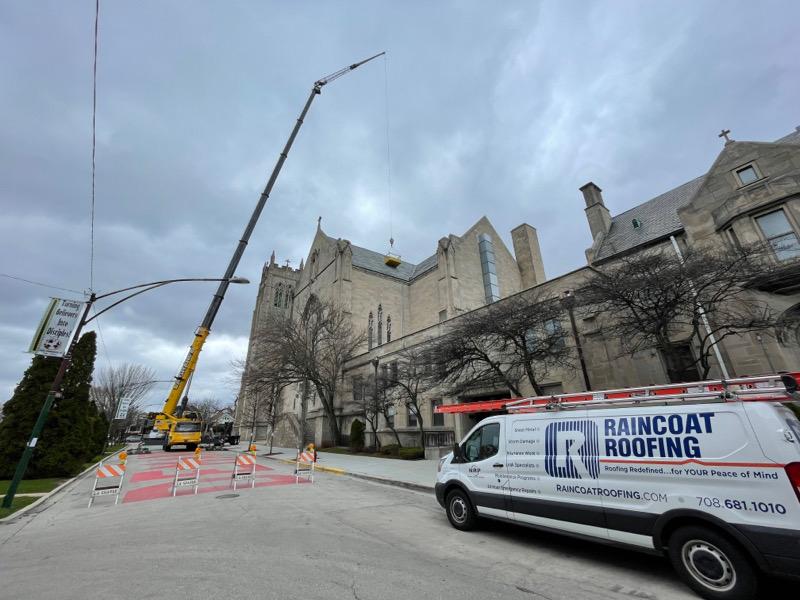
[493,463,504,468]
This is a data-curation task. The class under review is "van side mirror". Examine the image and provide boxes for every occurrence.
[452,443,464,463]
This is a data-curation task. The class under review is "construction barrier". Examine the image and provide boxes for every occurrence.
[232,453,257,490]
[88,462,126,508]
[295,450,315,483]
[172,456,201,496]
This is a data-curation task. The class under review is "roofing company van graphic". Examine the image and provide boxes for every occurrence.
[544,420,600,479]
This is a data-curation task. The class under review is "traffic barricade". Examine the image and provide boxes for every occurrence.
[231,453,257,490]
[88,462,126,507]
[172,456,201,496]
[295,450,315,483]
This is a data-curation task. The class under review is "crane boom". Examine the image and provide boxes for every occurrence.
[155,52,386,433]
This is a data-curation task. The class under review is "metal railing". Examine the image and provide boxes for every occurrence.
[424,430,455,448]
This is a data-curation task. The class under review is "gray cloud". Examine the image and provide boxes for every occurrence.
[2,1,799,407]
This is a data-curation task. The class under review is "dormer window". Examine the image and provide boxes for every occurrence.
[735,163,759,186]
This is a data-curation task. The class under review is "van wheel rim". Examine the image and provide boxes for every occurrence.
[450,497,467,524]
[682,540,736,592]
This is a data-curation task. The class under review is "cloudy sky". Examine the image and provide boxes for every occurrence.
[2,1,799,412]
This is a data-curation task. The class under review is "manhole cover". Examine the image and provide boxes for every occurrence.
[215,494,240,500]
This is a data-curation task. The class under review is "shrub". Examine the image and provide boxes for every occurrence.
[349,420,365,451]
[380,444,400,456]
[398,447,424,460]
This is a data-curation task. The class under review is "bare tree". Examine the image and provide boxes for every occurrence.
[430,290,574,396]
[383,346,437,448]
[235,348,293,450]
[187,397,224,431]
[255,298,366,446]
[90,363,157,437]
[580,242,778,380]
[352,372,402,449]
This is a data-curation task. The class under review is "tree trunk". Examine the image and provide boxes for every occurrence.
[417,414,425,449]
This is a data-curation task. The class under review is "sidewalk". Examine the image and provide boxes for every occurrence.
[253,445,439,492]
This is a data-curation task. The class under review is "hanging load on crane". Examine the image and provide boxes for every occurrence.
[149,53,386,451]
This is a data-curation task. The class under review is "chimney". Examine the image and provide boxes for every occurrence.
[511,223,546,289]
[580,182,611,240]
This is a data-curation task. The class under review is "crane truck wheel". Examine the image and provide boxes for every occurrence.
[162,444,171,452]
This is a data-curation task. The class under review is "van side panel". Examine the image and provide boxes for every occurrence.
[505,411,611,542]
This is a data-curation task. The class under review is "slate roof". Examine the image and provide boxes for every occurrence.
[593,175,706,261]
[593,127,800,262]
[350,244,438,282]
[776,127,800,145]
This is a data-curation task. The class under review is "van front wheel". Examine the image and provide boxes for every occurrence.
[445,489,477,531]
[667,525,758,600]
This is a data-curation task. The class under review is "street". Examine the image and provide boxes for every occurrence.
[0,449,703,600]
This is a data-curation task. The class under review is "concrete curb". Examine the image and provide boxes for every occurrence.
[0,446,127,524]
[260,453,434,493]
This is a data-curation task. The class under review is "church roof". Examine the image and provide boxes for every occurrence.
[593,175,705,261]
[350,244,438,282]
[593,127,800,262]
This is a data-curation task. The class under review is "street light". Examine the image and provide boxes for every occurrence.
[2,276,248,508]
[561,290,592,392]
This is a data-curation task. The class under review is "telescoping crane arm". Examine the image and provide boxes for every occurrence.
[156,52,386,424]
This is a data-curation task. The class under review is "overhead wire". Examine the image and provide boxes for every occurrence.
[383,53,394,247]
[89,0,100,291]
[1,273,83,295]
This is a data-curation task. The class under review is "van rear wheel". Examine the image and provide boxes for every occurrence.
[445,489,477,531]
[667,525,758,600]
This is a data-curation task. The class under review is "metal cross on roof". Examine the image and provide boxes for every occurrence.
[718,128,733,144]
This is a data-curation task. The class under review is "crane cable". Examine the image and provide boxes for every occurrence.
[89,0,100,292]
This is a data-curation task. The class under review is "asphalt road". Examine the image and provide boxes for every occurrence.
[0,452,791,600]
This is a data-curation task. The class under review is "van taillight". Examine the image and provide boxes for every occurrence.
[786,463,800,502]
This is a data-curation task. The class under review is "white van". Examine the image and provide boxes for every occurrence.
[435,376,800,600]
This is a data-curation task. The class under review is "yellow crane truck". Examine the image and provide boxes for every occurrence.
[151,53,384,452]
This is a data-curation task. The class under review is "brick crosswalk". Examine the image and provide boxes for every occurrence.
[119,450,306,503]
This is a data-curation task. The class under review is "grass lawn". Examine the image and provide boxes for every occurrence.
[320,447,396,459]
[0,478,65,495]
[320,447,425,460]
[0,495,39,519]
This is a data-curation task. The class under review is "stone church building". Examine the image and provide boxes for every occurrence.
[235,125,800,450]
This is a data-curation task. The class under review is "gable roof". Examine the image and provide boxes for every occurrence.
[350,244,438,282]
[593,126,800,262]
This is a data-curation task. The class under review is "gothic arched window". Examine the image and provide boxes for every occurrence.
[284,287,292,308]
[386,315,392,343]
[377,304,383,346]
[274,283,284,307]
[368,312,374,351]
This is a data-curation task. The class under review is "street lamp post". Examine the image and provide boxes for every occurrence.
[562,290,592,392]
[2,276,248,509]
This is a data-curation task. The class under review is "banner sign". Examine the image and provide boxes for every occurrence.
[114,398,132,420]
[28,298,85,357]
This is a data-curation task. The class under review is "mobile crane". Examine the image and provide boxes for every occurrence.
[152,52,386,451]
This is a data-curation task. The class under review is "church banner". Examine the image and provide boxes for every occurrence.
[28,297,85,357]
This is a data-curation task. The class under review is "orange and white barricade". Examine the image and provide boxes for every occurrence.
[232,453,256,490]
[88,462,126,507]
[172,456,201,496]
[295,448,315,483]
